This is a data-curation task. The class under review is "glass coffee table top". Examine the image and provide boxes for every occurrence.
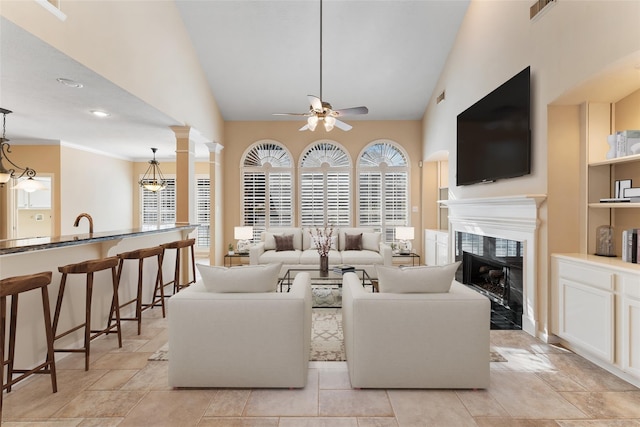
[278,268,371,292]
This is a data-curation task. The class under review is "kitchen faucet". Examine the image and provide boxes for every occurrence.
[73,213,94,234]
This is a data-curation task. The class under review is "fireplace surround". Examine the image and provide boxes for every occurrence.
[443,195,545,336]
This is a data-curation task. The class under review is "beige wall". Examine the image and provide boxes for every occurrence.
[223,120,424,256]
[60,145,133,234]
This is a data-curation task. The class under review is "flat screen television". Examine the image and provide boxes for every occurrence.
[456,66,531,186]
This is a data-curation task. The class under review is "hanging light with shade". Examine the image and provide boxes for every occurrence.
[0,108,45,193]
[139,147,167,192]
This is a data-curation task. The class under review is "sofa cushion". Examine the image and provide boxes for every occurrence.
[197,262,282,293]
[299,249,342,265]
[362,232,381,252]
[338,227,375,250]
[376,261,461,293]
[345,233,363,251]
[263,232,282,251]
[260,250,302,265]
[341,250,383,265]
[264,228,303,250]
[275,234,295,251]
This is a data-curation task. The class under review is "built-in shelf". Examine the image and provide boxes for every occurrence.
[589,153,640,167]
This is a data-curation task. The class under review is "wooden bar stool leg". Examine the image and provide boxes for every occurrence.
[51,274,68,340]
[6,293,19,392]
[173,248,181,294]
[41,286,57,393]
[84,272,94,371]
[189,244,196,287]
[0,295,6,417]
[152,253,166,317]
[110,265,122,348]
[136,259,144,335]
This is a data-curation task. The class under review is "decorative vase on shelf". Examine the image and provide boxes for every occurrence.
[319,254,329,275]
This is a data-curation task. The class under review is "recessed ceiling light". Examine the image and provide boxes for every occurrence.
[90,110,110,118]
[56,78,83,88]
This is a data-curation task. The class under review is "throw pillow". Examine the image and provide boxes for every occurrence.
[197,262,282,293]
[263,232,282,251]
[361,232,381,252]
[345,233,363,251]
[274,234,295,251]
[375,261,461,293]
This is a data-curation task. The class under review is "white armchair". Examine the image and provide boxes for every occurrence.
[342,272,490,389]
[168,272,312,388]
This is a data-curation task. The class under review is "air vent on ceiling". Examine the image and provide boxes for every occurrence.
[530,0,556,20]
[436,90,446,104]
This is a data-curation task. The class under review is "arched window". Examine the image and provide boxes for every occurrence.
[299,141,351,227]
[357,140,410,241]
[241,141,294,238]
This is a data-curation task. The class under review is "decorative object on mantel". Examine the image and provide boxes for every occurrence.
[309,224,334,274]
[139,147,166,192]
[0,108,45,192]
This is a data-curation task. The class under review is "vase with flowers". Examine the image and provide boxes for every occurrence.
[308,225,334,275]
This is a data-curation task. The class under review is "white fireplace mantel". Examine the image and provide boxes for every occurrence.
[443,194,547,336]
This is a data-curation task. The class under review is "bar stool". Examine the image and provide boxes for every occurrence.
[111,246,165,336]
[52,257,122,371]
[161,238,196,294]
[0,271,57,416]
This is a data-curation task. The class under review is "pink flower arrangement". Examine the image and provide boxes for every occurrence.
[308,225,334,256]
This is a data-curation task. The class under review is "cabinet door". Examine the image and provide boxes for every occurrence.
[622,296,640,378]
[559,278,614,363]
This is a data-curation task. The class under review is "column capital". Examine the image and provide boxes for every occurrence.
[205,142,224,154]
[170,125,192,139]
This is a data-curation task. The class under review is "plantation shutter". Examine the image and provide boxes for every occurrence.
[241,142,293,238]
[195,178,210,247]
[300,141,352,227]
[357,141,410,241]
[141,178,176,226]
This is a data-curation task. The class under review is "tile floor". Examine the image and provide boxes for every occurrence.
[3,306,640,427]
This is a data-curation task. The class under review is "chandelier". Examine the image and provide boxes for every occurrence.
[139,148,166,192]
[0,108,45,192]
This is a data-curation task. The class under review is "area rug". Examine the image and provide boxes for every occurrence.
[312,286,342,308]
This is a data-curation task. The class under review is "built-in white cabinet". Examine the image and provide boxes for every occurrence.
[552,254,640,386]
[425,229,448,266]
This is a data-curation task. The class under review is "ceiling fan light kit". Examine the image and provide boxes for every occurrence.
[274,0,368,132]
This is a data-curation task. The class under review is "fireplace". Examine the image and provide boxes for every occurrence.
[456,232,523,330]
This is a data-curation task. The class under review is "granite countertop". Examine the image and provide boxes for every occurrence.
[0,224,198,255]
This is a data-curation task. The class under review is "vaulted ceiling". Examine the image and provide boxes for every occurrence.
[0,1,469,160]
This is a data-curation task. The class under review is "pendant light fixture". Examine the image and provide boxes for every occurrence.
[0,108,45,192]
[139,147,166,192]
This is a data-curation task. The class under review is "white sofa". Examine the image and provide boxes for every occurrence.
[249,227,392,277]
[168,272,312,388]
[342,272,490,389]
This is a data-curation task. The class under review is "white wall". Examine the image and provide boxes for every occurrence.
[422,0,640,199]
[60,145,133,234]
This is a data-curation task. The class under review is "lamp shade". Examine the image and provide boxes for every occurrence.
[396,226,415,240]
[14,177,46,193]
[234,226,253,240]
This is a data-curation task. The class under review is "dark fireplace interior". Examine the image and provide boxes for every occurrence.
[455,232,523,330]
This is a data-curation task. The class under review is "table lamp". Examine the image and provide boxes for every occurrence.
[234,226,253,254]
[395,226,415,255]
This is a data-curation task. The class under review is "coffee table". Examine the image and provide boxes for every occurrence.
[279,268,372,293]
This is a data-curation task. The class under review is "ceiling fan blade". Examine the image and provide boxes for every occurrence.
[299,124,310,131]
[273,112,310,116]
[308,95,323,112]
[333,106,369,116]
[334,119,352,131]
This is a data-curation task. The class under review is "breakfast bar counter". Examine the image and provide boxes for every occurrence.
[0,224,198,370]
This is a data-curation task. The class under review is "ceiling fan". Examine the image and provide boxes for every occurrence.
[273,0,368,132]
